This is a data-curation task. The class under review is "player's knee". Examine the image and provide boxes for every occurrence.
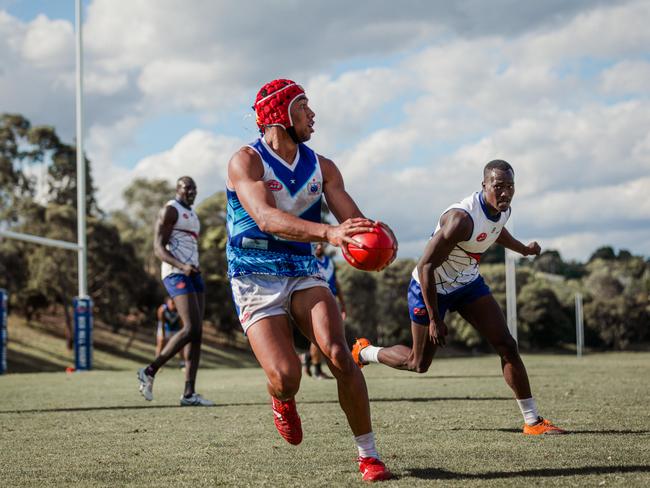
[495,335,519,361]
[268,367,301,398]
[326,342,356,374]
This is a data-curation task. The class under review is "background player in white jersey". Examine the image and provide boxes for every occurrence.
[300,242,347,379]
[226,79,394,481]
[353,160,567,435]
[137,177,214,407]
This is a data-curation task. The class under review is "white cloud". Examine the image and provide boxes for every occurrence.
[3,0,650,261]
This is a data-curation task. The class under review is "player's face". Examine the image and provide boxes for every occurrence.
[290,96,315,142]
[483,169,515,212]
[177,180,197,206]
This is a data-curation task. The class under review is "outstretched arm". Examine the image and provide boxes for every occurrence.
[417,210,473,346]
[228,148,375,249]
[496,227,541,256]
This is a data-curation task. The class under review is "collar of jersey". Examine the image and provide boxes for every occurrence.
[261,137,300,171]
[175,199,193,211]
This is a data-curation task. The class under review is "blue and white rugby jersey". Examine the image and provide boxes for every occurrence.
[226,138,323,278]
[412,191,511,294]
[316,255,338,295]
[161,199,200,280]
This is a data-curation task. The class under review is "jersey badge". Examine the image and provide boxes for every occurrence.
[266,180,283,192]
[477,232,487,242]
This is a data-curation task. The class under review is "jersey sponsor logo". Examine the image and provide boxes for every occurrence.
[183,213,189,219]
[308,179,321,194]
[476,232,487,242]
[413,307,427,316]
[266,179,283,192]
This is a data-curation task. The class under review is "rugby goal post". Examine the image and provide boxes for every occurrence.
[0,0,92,373]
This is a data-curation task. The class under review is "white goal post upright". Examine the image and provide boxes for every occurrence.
[0,0,92,372]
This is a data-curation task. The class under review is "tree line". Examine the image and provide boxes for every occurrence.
[1,114,648,351]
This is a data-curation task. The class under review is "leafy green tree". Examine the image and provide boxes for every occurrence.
[111,178,174,275]
[517,281,572,348]
[337,265,378,343]
[195,191,239,339]
[375,259,416,345]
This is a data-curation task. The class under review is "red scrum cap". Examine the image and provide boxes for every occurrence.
[254,79,306,133]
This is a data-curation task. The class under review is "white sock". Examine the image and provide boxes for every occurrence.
[354,432,379,459]
[359,346,383,364]
[517,397,540,425]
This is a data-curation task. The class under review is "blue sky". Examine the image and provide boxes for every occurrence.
[1,0,649,261]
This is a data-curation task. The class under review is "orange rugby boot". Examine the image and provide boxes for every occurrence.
[523,417,568,435]
[352,338,371,369]
[358,456,393,482]
[271,396,303,445]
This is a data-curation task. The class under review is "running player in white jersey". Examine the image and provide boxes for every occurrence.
[137,177,214,407]
[352,160,567,435]
[226,79,394,481]
[301,242,347,379]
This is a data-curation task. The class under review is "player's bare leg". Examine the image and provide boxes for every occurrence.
[247,315,303,445]
[457,294,532,399]
[183,292,205,394]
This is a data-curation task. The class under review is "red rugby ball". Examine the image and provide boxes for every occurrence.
[343,226,396,271]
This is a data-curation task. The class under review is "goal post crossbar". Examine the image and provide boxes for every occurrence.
[0,229,81,251]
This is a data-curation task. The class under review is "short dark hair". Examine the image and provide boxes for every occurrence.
[176,176,195,189]
[483,160,514,179]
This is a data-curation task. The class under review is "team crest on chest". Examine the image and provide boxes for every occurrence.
[308,179,322,194]
[477,232,487,242]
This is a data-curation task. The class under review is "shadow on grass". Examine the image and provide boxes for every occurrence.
[7,348,67,373]
[405,464,650,480]
[0,395,513,415]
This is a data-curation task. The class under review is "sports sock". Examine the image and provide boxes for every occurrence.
[354,432,379,460]
[183,381,194,398]
[517,397,540,425]
[144,365,157,377]
[312,363,323,376]
[359,345,383,364]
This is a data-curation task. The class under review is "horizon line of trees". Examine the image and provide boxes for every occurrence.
[1,113,648,352]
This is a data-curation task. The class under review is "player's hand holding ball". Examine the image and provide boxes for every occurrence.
[342,221,398,272]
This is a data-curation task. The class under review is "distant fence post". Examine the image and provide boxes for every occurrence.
[575,292,584,358]
[0,289,7,374]
[74,297,93,371]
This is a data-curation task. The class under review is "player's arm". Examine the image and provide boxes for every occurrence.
[320,155,398,266]
[153,206,197,275]
[228,148,375,251]
[496,227,541,256]
[417,210,473,346]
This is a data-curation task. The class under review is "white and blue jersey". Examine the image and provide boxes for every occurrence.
[226,138,323,278]
[316,255,338,295]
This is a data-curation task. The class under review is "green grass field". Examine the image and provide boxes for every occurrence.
[1,347,649,487]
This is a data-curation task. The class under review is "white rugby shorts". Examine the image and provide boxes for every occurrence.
[230,274,329,334]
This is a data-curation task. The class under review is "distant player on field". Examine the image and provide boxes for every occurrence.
[155,297,186,368]
[353,160,567,435]
[301,242,347,379]
[226,79,394,481]
[137,177,215,406]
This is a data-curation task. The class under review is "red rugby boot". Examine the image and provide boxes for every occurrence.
[271,396,303,445]
[358,456,393,482]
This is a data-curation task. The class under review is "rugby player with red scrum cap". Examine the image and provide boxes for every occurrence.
[225,79,395,481]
